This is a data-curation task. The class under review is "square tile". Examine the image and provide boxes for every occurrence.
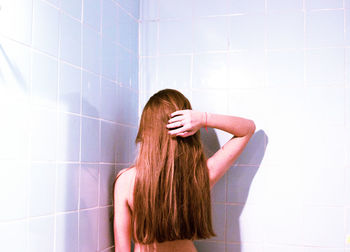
[306,10,344,47]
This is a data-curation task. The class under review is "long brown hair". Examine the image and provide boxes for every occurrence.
[114,89,215,244]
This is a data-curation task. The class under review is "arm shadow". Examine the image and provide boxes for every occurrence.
[196,127,269,252]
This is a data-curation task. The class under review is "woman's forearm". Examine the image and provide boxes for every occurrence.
[204,112,255,137]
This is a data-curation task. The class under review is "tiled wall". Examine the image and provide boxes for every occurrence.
[0,0,139,251]
[140,0,350,251]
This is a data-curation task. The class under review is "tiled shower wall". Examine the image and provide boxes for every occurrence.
[140,0,350,251]
[0,0,138,251]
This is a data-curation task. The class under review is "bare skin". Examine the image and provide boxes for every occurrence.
[114,110,256,252]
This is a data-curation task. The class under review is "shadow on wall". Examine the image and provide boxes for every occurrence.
[195,128,268,252]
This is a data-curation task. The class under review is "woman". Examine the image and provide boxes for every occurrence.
[113,89,255,252]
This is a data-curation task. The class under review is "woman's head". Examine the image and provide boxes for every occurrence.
[132,88,215,244]
[136,88,193,145]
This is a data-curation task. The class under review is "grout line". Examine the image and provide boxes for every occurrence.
[52,2,63,250]
[26,1,36,249]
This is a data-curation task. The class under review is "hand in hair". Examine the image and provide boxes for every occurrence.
[167,109,205,138]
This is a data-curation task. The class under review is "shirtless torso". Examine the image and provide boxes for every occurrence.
[118,166,198,252]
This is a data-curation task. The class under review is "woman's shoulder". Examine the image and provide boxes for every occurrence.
[116,166,136,180]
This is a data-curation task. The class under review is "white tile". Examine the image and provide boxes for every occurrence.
[346,208,350,248]
[59,62,81,114]
[140,21,158,56]
[263,245,304,252]
[305,0,343,10]
[83,0,101,30]
[140,57,158,93]
[226,204,243,242]
[82,70,101,117]
[346,86,350,128]
[209,204,225,241]
[229,0,265,13]
[79,209,98,252]
[194,17,229,52]
[56,212,78,252]
[159,19,193,54]
[30,107,57,161]
[230,13,265,50]
[264,164,303,204]
[98,207,114,250]
[193,0,231,16]
[346,11,350,45]
[159,0,192,18]
[0,86,30,160]
[102,0,118,42]
[267,0,303,10]
[100,78,118,121]
[82,24,101,74]
[57,112,80,162]
[306,10,344,47]
[227,165,265,204]
[239,204,265,243]
[0,37,31,92]
[193,53,228,89]
[99,164,115,206]
[0,161,27,221]
[79,164,99,209]
[191,89,228,114]
[227,88,270,130]
[118,0,140,19]
[346,0,350,9]
[302,160,346,206]
[141,0,158,20]
[305,48,345,86]
[300,86,345,125]
[61,0,82,20]
[303,247,344,252]
[302,206,344,247]
[101,39,117,81]
[347,49,350,87]
[56,164,79,212]
[228,50,265,88]
[101,121,117,163]
[116,45,132,87]
[211,174,226,202]
[32,0,59,56]
[158,55,191,89]
[266,49,304,86]
[118,86,138,126]
[81,117,100,162]
[117,8,138,52]
[60,13,81,66]
[266,11,304,49]
[0,220,27,251]
[29,163,55,216]
[28,216,54,252]
[0,0,33,44]
[263,204,303,244]
[31,52,58,109]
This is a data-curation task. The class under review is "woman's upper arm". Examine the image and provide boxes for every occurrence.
[113,170,132,252]
[207,128,255,189]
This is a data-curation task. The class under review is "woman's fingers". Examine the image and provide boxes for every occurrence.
[170,110,186,118]
[168,125,190,135]
[166,121,183,129]
[176,131,194,138]
[168,115,184,124]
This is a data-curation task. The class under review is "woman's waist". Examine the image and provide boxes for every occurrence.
[134,239,197,252]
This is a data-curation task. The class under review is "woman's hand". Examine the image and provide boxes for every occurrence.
[167,110,205,137]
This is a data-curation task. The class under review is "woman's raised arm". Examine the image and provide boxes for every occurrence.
[167,110,255,188]
[204,113,255,188]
